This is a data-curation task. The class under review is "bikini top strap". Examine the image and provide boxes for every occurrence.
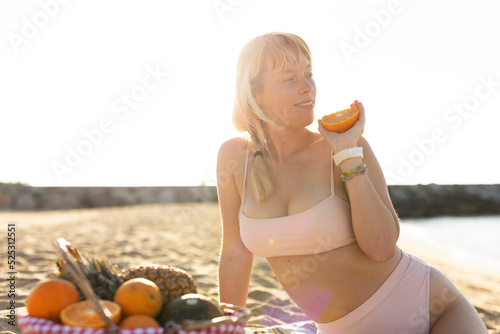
[240,145,250,211]
[331,150,335,194]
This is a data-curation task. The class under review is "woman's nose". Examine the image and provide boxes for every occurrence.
[299,77,314,94]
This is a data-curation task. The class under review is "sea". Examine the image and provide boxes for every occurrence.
[399,215,500,272]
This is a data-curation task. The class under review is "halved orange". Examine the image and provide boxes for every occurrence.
[60,300,121,328]
[321,107,359,133]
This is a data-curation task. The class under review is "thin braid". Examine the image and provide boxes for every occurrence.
[249,121,275,202]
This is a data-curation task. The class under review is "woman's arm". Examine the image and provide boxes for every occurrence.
[319,101,399,263]
[338,137,400,262]
[217,139,254,306]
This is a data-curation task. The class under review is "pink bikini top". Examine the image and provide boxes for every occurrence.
[239,147,356,258]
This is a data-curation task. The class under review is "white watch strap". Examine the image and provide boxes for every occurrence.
[332,147,363,166]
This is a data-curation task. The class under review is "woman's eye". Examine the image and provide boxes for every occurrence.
[307,72,314,78]
[283,77,295,82]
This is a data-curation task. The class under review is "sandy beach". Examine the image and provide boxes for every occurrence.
[1,203,499,333]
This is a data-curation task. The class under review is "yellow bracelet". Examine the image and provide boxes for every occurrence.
[340,163,367,180]
[341,167,368,182]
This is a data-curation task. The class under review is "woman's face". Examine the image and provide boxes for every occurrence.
[254,54,316,130]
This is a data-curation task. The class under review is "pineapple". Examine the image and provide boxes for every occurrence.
[51,245,124,301]
[52,244,198,306]
[120,264,198,307]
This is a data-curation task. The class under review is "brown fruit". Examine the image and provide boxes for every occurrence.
[158,293,225,326]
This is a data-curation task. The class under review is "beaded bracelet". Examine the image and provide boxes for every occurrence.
[341,167,368,182]
[340,163,367,180]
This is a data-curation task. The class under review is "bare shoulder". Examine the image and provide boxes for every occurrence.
[357,136,373,152]
[218,137,248,161]
[217,137,248,190]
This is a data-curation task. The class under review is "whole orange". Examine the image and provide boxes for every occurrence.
[321,107,359,133]
[113,278,162,317]
[119,314,161,328]
[26,278,80,323]
[60,300,121,328]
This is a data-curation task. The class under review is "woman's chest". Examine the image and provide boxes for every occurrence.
[242,156,347,219]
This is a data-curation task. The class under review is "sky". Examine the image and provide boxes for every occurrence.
[1,0,499,187]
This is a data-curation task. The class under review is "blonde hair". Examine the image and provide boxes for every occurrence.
[232,32,312,202]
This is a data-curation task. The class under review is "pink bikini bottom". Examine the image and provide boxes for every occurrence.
[316,250,430,334]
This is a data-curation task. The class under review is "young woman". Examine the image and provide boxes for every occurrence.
[217,32,487,334]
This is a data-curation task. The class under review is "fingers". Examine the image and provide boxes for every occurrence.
[354,100,365,120]
[318,119,335,138]
[354,100,363,110]
[317,119,326,136]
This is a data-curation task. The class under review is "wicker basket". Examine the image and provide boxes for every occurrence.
[164,303,251,334]
[19,303,250,334]
[19,238,251,334]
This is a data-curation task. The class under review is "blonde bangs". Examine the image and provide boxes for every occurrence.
[264,34,312,74]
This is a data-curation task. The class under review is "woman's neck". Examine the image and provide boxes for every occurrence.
[264,126,313,164]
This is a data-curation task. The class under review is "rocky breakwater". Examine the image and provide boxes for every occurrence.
[0,183,499,217]
[0,184,217,211]
[388,184,500,217]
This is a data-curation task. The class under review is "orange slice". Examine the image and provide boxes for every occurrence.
[60,300,121,328]
[321,107,359,133]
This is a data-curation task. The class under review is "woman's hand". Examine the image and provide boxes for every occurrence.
[318,100,366,153]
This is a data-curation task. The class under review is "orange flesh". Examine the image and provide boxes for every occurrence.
[60,300,121,328]
[321,107,359,133]
[321,108,358,124]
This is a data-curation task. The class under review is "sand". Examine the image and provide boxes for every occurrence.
[1,203,499,333]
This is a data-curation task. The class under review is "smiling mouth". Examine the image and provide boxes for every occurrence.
[294,101,314,107]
